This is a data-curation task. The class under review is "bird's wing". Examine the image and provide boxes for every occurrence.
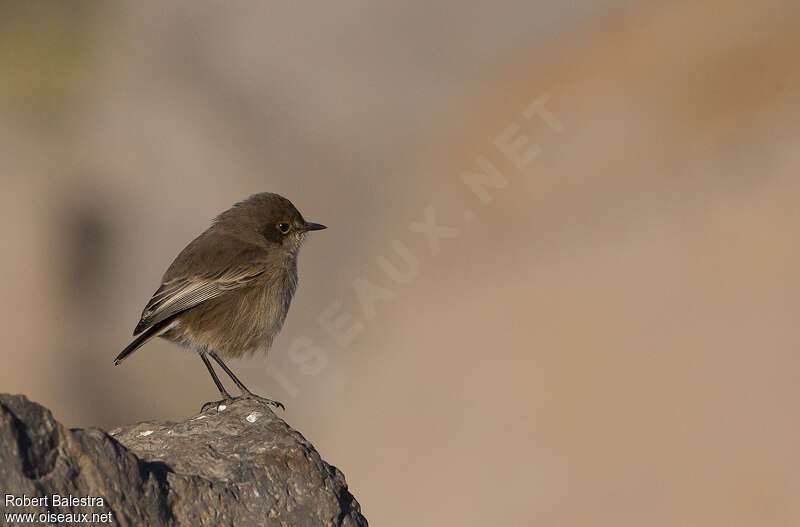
[133,265,265,335]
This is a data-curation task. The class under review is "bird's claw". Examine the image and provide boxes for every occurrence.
[242,393,285,410]
[200,397,233,412]
[200,394,285,412]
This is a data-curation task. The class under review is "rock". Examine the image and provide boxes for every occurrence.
[0,394,367,526]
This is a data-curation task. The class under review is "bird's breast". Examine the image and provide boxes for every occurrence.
[166,261,299,358]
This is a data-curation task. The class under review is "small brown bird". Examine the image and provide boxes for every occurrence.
[114,192,326,411]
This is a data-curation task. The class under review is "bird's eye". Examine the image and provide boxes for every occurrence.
[278,223,290,234]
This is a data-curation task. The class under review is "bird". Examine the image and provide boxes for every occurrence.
[114,192,326,411]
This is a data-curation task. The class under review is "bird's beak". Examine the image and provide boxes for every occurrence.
[301,222,327,232]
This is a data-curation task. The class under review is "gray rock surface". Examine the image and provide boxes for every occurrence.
[0,394,367,526]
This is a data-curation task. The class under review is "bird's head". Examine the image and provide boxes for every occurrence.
[215,192,326,252]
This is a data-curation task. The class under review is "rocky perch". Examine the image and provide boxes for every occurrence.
[0,394,367,526]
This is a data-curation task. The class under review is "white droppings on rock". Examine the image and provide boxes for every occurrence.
[246,412,261,423]
[139,430,154,437]
[191,415,207,421]
[254,489,260,497]
[217,404,227,412]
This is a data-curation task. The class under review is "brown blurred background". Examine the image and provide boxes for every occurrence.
[2,0,799,525]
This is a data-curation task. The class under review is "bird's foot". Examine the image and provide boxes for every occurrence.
[238,392,285,411]
[201,397,234,412]
[200,393,285,412]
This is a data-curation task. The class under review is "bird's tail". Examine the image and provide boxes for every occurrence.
[114,318,175,366]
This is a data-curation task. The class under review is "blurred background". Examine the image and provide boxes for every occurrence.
[1,0,799,525]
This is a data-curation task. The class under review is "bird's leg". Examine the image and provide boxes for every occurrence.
[200,351,235,411]
[208,350,285,410]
